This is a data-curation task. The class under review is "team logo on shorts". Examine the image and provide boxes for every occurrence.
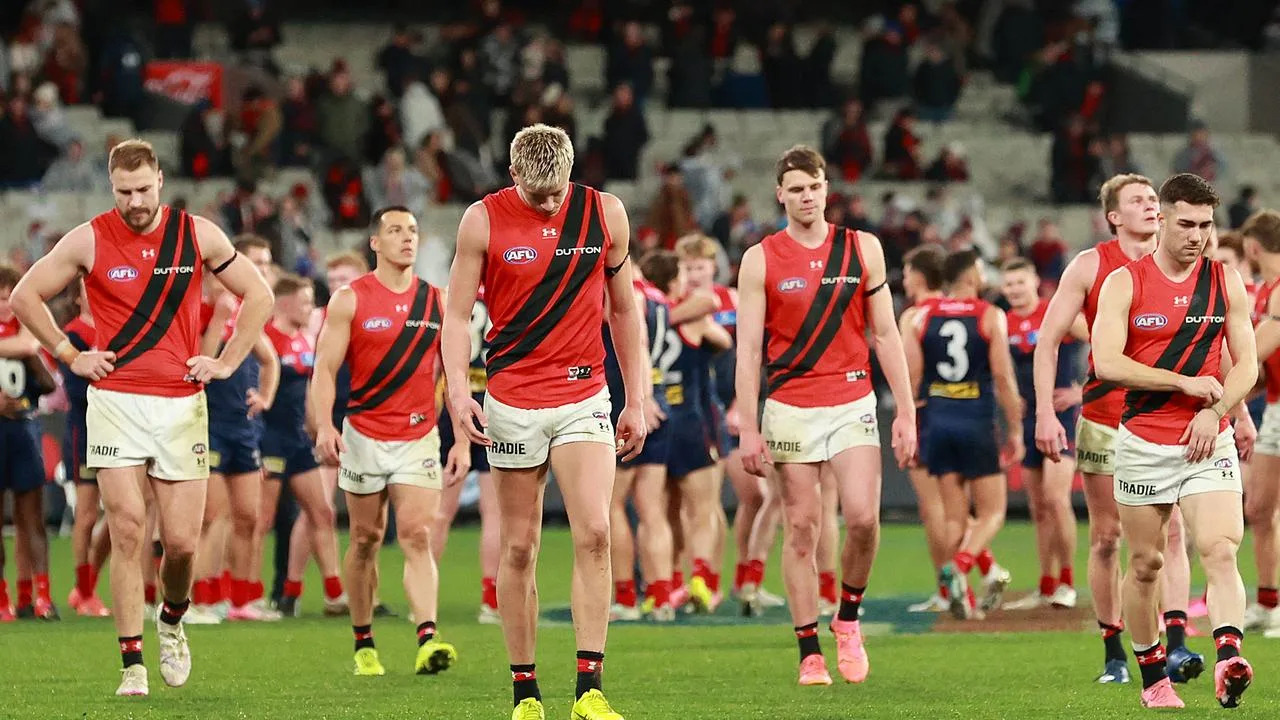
[191,442,206,454]
[778,277,807,293]
[1133,313,1168,330]
[364,317,393,331]
[107,265,139,282]
[593,411,608,420]
[1215,458,1234,469]
[504,246,538,264]
[860,414,875,423]
[422,458,437,469]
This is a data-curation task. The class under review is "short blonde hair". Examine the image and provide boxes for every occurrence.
[510,124,574,193]
[1098,173,1153,234]
[108,139,159,173]
[675,234,718,261]
[325,250,369,274]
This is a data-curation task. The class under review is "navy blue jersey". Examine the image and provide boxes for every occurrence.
[0,317,51,423]
[604,285,671,415]
[262,323,314,435]
[660,325,715,421]
[59,318,94,420]
[918,297,995,422]
[207,350,260,423]
[1007,298,1080,400]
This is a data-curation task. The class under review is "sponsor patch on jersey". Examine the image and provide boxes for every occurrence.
[778,277,807,293]
[1133,313,1168,330]
[1215,457,1234,469]
[504,246,538,264]
[363,317,393,331]
[107,265,139,282]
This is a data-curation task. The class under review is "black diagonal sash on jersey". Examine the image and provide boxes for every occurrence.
[487,192,605,378]
[348,289,442,414]
[1081,371,1117,405]
[348,280,431,402]
[765,228,854,395]
[1123,260,1220,422]
[771,234,865,392]
[485,185,591,376]
[114,213,199,369]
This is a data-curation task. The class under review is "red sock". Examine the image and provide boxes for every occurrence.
[220,570,231,603]
[76,563,94,597]
[975,549,994,575]
[144,583,157,605]
[746,559,765,586]
[0,579,8,606]
[1258,587,1279,609]
[481,576,498,610]
[17,579,32,607]
[614,579,637,608]
[284,580,304,600]
[938,582,949,600]
[35,574,50,603]
[191,578,209,606]
[954,551,976,575]
[965,585,976,610]
[734,562,749,592]
[819,571,838,604]
[708,573,721,593]
[692,558,713,583]
[645,579,671,608]
[231,578,252,607]
[1039,575,1057,597]
[1059,566,1074,588]
[251,581,265,602]
[323,576,343,600]
[672,570,684,588]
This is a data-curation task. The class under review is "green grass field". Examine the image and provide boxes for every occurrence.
[3,521,1278,718]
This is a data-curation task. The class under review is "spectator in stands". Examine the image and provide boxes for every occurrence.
[881,106,922,180]
[42,21,86,104]
[220,179,269,236]
[1229,185,1258,229]
[542,39,570,90]
[400,71,446,154]
[446,78,491,159]
[232,85,283,183]
[453,46,493,135]
[41,138,98,192]
[859,17,909,111]
[804,24,838,108]
[154,0,194,59]
[316,62,369,164]
[679,124,733,231]
[280,75,317,167]
[566,0,604,42]
[935,2,974,76]
[1050,114,1096,204]
[95,22,147,119]
[913,42,962,123]
[1171,119,1227,183]
[647,164,697,250]
[606,21,654,106]
[542,84,577,143]
[761,22,802,109]
[413,132,447,203]
[711,193,760,263]
[992,0,1044,84]
[602,83,648,181]
[365,146,430,219]
[364,93,403,167]
[179,102,226,178]
[0,95,54,188]
[1097,132,1141,178]
[925,142,970,182]
[667,24,713,109]
[821,99,873,183]
[377,24,424,98]
[1029,219,1068,283]
[1025,41,1092,133]
[228,0,283,76]
[844,193,878,233]
[276,186,319,275]
[30,82,75,150]
[481,22,521,105]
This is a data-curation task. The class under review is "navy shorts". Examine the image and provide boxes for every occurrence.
[63,418,96,484]
[923,417,1001,480]
[1022,406,1079,468]
[622,410,672,468]
[0,419,45,494]
[210,423,262,475]
[666,410,717,478]
[261,430,319,480]
[1248,393,1267,430]
[439,397,491,473]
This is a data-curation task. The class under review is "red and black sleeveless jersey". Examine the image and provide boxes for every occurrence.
[761,225,870,407]
[344,274,442,441]
[1121,256,1229,444]
[1254,278,1280,402]
[711,284,737,337]
[481,183,611,409]
[1079,239,1135,427]
[86,207,203,397]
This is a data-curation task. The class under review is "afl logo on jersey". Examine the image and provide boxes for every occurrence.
[504,246,538,264]
[107,266,139,282]
[778,277,807,293]
[1133,313,1168,330]
[363,317,394,331]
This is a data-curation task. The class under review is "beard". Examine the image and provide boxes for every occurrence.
[122,205,158,233]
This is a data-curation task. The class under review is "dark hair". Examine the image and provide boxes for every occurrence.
[774,144,826,186]
[1158,173,1220,210]
[943,249,980,286]
[639,250,680,295]
[371,205,414,234]
[903,244,945,291]
[0,264,22,292]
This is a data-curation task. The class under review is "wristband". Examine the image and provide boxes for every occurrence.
[54,339,76,363]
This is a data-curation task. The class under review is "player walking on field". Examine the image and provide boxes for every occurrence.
[1093,173,1255,709]
[442,124,647,720]
[736,145,917,686]
[11,139,273,696]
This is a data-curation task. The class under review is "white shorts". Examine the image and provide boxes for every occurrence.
[1075,416,1117,476]
[85,386,210,481]
[1114,426,1242,506]
[338,422,442,495]
[484,388,615,469]
[762,393,879,464]
[1254,402,1280,457]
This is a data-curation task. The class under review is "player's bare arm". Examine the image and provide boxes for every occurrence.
[1033,249,1097,459]
[0,325,40,359]
[308,286,354,464]
[1179,270,1256,462]
[861,231,917,468]
[189,216,273,382]
[1215,339,1257,461]
[601,191,648,460]
[901,308,925,403]
[435,285,472,487]
[1255,279,1280,361]
[10,224,114,380]
[734,244,770,476]
[248,334,279,418]
[699,316,733,351]
[986,305,1025,464]
[669,288,719,324]
[442,201,490,446]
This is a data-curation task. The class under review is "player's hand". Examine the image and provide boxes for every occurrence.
[1179,409,1220,463]
[726,401,741,437]
[245,388,270,418]
[0,394,25,419]
[1235,412,1258,464]
[1179,375,1224,405]
[643,396,666,430]
[185,355,232,383]
[314,424,346,466]
[1003,430,1026,467]
[1052,385,1083,412]
[447,391,490,446]
[739,429,773,477]
[890,410,917,470]
[1035,410,1068,463]
[444,442,471,488]
[616,403,647,461]
[70,350,115,380]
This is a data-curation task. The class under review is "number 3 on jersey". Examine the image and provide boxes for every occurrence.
[936,319,969,382]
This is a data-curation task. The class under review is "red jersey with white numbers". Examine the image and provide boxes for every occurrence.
[761,225,871,407]
[481,183,611,409]
[1121,256,1229,444]
[87,207,203,397]
[344,274,442,441]
[1080,239,1137,427]
[1254,279,1280,402]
